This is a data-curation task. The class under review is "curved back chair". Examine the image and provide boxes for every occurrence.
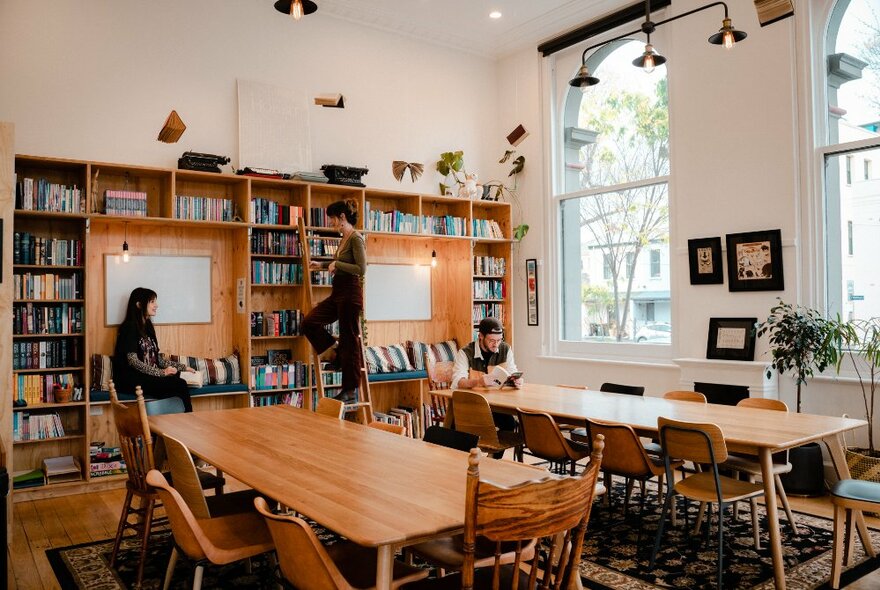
[423,425,479,452]
[600,382,645,396]
[316,396,345,419]
[517,409,590,474]
[452,390,522,459]
[663,390,707,403]
[368,421,407,436]
[146,470,274,590]
[255,496,428,589]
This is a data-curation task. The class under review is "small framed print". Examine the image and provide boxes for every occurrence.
[526,259,538,326]
[726,229,784,291]
[707,317,758,361]
[688,237,723,285]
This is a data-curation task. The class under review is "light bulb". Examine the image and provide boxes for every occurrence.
[122,241,130,263]
[431,250,437,268]
[643,54,655,74]
[290,0,303,20]
[723,30,734,50]
[580,82,590,95]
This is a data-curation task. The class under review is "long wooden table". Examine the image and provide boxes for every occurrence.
[434,383,873,590]
[148,404,546,589]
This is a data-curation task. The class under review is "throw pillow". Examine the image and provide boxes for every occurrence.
[364,343,416,374]
[169,353,241,385]
[407,339,458,370]
[91,354,113,391]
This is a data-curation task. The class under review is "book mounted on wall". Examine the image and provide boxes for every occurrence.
[157,110,186,143]
[753,0,793,27]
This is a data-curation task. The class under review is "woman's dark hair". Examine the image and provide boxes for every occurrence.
[123,287,157,337]
[326,199,359,225]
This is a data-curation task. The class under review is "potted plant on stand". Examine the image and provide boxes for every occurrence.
[757,299,836,495]
[826,317,880,480]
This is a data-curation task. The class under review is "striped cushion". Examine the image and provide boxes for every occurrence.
[91,354,114,391]
[169,354,241,385]
[409,339,459,370]
[364,344,415,374]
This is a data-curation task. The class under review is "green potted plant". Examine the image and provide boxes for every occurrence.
[483,149,528,242]
[435,151,465,196]
[826,316,880,477]
[756,299,836,495]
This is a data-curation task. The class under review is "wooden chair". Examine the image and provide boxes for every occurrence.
[663,390,707,403]
[830,479,880,588]
[407,435,605,589]
[316,396,345,419]
[368,421,407,436]
[163,433,263,519]
[650,417,764,590]
[451,390,522,460]
[423,425,478,452]
[601,382,645,396]
[517,409,590,474]
[146,470,274,590]
[425,352,454,426]
[254,496,428,590]
[721,397,799,549]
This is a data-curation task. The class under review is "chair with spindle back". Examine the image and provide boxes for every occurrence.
[406,435,605,589]
[451,390,522,460]
[425,352,454,426]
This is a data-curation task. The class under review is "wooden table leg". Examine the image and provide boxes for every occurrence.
[823,434,876,558]
[376,544,393,590]
[760,448,786,590]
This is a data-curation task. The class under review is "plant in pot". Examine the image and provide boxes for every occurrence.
[756,299,836,495]
[483,149,528,242]
[825,316,880,478]
[435,151,465,196]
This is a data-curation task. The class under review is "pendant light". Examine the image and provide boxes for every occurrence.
[274,0,318,21]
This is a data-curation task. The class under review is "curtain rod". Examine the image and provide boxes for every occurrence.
[537,0,672,57]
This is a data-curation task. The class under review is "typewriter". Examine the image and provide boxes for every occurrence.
[321,165,369,187]
[178,151,231,174]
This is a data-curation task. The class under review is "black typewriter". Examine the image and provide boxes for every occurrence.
[178,151,231,174]
[321,165,368,187]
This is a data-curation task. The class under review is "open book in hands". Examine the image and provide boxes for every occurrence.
[482,365,523,388]
[179,370,204,388]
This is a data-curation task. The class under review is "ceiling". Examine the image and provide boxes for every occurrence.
[316,0,631,59]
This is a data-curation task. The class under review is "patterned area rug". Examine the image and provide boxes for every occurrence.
[46,484,880,589]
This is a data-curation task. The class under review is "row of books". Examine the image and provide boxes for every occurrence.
[249,361,313,390]
[251,390,309,408]
[471,219,505,239]
[310,207,332,228]
[373,406,424,439]
[473,303,504,324]
[173,195,234,222]
[365,206,419,233]
[13,232,84,266]
[16,177,85,213]
[251,261,303,285]
[90,444,127,478]
[251,198,304,226]
[13,302,83,336]
[104,189,148,217]
[308,235,340,257]
[251,309,304,337]
[12,338,82,370]
[13,412,67,441]
[422,215,467,236]
[311,270,332,286]
[13,271,82,300]
[14,373,80,405]
[473,279,505,300]
[251,229,302,257]
[322,367,342,386]
[474,255,506,277]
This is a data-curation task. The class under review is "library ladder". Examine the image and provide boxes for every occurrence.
[298,218,373,423]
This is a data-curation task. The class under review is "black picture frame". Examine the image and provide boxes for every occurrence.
[687,236,723,285]
[526,259,538,326]
[706,317,758,361]
[725,229,784,292]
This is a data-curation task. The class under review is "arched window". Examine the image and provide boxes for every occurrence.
[555,39,671,351]
[822,0,880,320]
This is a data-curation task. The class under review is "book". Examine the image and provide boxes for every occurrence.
[12,469,45,489]
[314,93,345,108]
[179,370,204,388]
[482,365,523,389]
[42,455,83,484]
[266,348,292,365]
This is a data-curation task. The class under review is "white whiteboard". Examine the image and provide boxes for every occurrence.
[365,264,432,321]
[104,255,212,325]
[237,79,312,174]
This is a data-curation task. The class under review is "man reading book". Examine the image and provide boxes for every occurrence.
[451,317,523,430]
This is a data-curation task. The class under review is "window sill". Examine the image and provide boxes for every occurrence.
[537,354,679,370]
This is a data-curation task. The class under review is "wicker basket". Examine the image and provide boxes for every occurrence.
[54,386,73,403]
[845,447,880,483]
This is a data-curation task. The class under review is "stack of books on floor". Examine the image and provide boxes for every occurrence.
[90,444,127,478]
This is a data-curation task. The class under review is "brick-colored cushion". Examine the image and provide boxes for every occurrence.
[364,344,415,374]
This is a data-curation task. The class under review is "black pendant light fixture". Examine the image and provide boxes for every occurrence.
[568,0,746,91]
[274,0,318,21]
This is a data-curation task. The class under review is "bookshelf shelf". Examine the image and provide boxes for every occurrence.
[13,402,87,411]
[13,299,84,304]
[13,333,84,339]
[13,264,84,270]
[13,433,86,445]
[14,366,86,374]
[250,335,302,341]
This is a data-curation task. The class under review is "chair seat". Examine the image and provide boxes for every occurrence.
[409,534,537,570]
[675,471,764,503]
[162,468,225,492]
[479,430,523,454]
[328,540,429,589]
[722,454,792,477]
[197,511,274,565]
[402,562,534,590]
[205,489,263,518]
[642,441,663,456]
[831,478,880,504]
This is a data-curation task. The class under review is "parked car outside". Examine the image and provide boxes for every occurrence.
[635,322,671,343]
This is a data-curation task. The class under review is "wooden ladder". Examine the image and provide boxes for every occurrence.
[298,218,373,423]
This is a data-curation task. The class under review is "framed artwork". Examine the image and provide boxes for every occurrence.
[706,317,758,361]
[687,237,723,285]
[725,229,784,291]
[526,259,538,326]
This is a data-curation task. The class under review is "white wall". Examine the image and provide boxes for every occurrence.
[0,0,499,192]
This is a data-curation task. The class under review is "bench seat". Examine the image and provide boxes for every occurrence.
[90,383,248,403]
[368,370,427,383]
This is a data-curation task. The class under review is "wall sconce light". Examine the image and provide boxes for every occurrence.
[431,250,437,268]
[569,0,746,90]
[274,0,317,21]
[122,223,130,263]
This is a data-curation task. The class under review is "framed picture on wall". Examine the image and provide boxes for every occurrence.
[687,236,723,285]
[706,317,758,361]
[526,259,538,326]
[725,229,784,291]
